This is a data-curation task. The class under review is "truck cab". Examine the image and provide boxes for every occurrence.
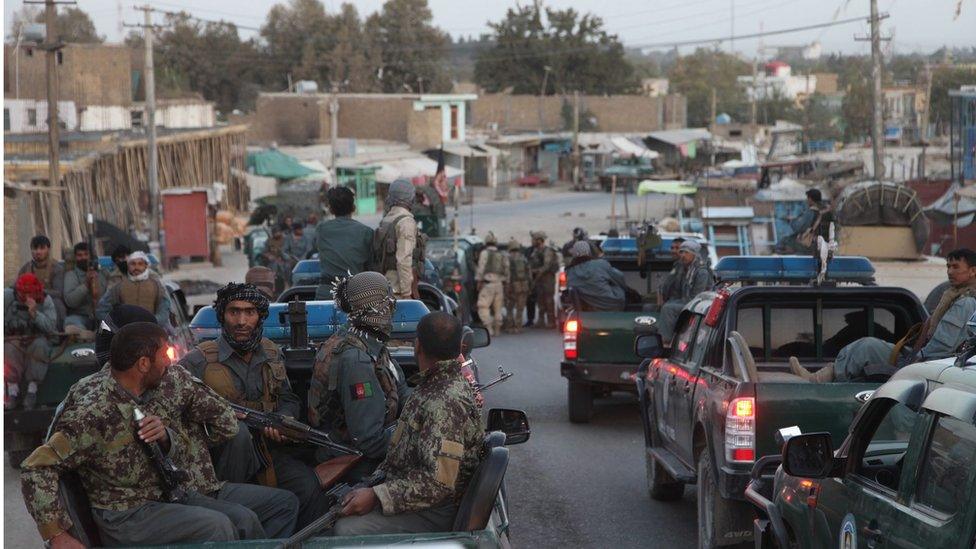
[747,355,976,549]
[559,234,713,423]
[634,255,929,548]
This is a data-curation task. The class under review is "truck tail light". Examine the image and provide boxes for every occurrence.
[705,289,730,327]
[563,319,578,360]
[725,397,755,463]
[558,271,567,292]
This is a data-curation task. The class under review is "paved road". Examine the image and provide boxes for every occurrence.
[480,329,698,548]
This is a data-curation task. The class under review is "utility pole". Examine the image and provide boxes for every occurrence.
[126,6,162,245]
[27,0,75,258]
[572,91,580,190]
[856,0,889,180]
[919,63,933,180]
[330,87,339,189]
[730,0,735,54]
[710,88,717,127]
[538,65,551,134]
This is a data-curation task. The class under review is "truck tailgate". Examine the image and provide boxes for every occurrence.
[578,311,650,363]
[754,381,878,458]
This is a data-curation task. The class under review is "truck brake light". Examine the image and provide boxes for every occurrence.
[563,319,578,360]
[725,397,755,463]
[705,289,730,327]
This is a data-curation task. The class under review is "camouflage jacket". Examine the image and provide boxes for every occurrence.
[528,245,559,277]
[307,329,408,460]
[20,364,237,541]
[373,359,482,515]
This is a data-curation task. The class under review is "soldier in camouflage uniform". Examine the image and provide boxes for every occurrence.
[307,272,410,482]
[181,283,328,529]
[505,238,531,333]
[20,322,298,546]
[475,232,510,336]
[528,231,560,329]
[334,312,484,535]
[374,179,423,300]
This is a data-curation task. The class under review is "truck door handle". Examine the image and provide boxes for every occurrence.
[862,522,885,546]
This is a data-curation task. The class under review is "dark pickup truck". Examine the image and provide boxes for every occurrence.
[633,256,929,549]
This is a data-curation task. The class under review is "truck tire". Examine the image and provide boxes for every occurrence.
[646,451,685,501]
[567,381,594,423]
[697,452,752,549]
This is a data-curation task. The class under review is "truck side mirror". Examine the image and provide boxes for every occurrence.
[782,432,833,479]
[487,408,530,445]
[469,327,491,349]
[634,333,665,359]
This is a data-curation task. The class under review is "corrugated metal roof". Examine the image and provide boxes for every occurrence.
[647,128,712,145]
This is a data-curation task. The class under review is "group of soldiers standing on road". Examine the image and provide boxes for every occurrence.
[5,235,172,411]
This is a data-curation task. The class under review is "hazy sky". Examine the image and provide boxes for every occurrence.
[4,0,974,57]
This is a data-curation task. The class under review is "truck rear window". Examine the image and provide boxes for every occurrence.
[735,302,906,361]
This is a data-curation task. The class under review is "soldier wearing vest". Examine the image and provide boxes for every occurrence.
[181,283,329,529]
[374,179,423,300]
[307,272,409,482]
[475,232,510,336]
[96,251,171,327]
[505,238,531,334]
[529,231,560,329]
[19,234,66,323]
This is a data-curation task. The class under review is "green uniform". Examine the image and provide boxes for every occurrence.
[307,328,409,479]
[181,335,329,529]
[476,246,510,336]
[333,358,484,536]
[63,266,108,329]
[4,289,57,385]
[314,217,374,300]
[19,363,298,544]
[528,245,560,328]
[505,252,531,332]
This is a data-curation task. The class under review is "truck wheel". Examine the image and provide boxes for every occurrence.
[697,452,752,549]
[567,381,594,423]
[646,451,684,501]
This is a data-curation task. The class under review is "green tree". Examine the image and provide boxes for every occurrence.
[473,4,638,95]
[930,66,976,134]
[327,4,382,92]
[260,0,336,89]
[10,6,103,43]
[668,48,750,127]
[365,0,451,93]
[837,57,873,141]
[800,94,843,141]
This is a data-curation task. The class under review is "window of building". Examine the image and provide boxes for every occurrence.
[3,108,10,131]
[56,50,63,65]
[450,105,459,140]
[915,416,976,515]
[131,110,144,128]
[27,108,37,126]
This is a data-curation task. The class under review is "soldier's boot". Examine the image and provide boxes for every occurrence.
[5,383,19,410]
[22,381,38,410]
[492,320,503,337]
[789,356,835,383]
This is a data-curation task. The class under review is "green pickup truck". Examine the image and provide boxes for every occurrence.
[633,256,930,549]
[747,353,976,549]
[560,234,713,423]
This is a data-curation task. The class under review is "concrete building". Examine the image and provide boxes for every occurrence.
[883,85,927,145]
[641,78,670,97]
[738,61,818,101]
[251,92,477,148]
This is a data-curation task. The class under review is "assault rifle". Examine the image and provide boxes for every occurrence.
[230,402,363,488]
[133,407,189,504]
[276,470,387,549]
[475,366,514,393]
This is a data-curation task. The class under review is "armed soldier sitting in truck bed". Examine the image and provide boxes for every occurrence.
[19,322,299,546]
[180,283,330,529]
[791,248,976,382]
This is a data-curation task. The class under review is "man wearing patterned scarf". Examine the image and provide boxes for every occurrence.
[181,283,329,529]
[307,272,410,482]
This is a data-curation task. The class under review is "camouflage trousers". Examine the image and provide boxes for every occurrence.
[477,281,505,336]
[505,283,529,333]
[534,278,556,328]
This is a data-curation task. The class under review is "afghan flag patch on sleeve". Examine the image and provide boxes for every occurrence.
[350,382,374,400]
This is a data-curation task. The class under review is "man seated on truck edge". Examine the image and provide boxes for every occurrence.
[63,242,108,331]
[791,248,976,382]
[20,321,299,546]
[4,273,58,410]
[96,251,171,327]
[656,240,713,342]
[180,282,330,529]
[334,312,483,536]
[565,240,627,312]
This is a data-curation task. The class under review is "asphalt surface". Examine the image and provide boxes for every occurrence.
[479,329,698,548]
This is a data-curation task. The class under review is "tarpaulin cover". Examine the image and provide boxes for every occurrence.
[637,180,697,196]
[247,149,320,180]
[835,180,929,252]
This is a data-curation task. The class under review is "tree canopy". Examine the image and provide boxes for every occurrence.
[473,4,638,95]
[10,6,103,43]
[668,48,750,127]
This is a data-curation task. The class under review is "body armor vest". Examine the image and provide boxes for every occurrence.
[196,338,286,412]
[118,278,160,314]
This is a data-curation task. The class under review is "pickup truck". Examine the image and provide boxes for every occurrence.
[747,353,976,549]
[559,235,713,423]
[633,256,929,549]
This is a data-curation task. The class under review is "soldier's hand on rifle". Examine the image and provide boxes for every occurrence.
[138,415,169,446]
[341,487,378,516]
[263,426,286,443]
[49,531,86,549]
[235,410,248,420]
